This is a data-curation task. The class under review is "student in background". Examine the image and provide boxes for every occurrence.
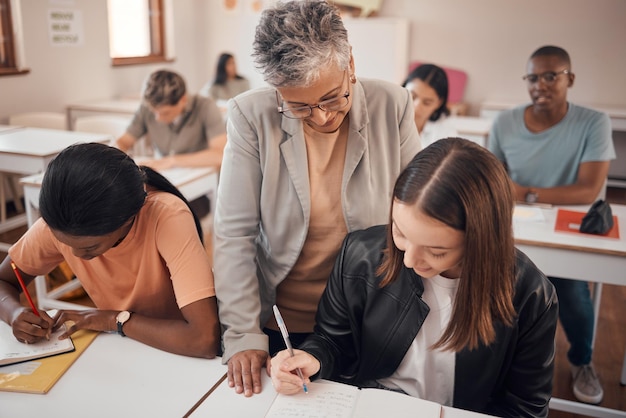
[402,64,457,149]
[214,0,420,397]
[270,138,558,418]
[488,45,615,404]
[116,69,226,172]
[0,143,220,358]
[200,52,250,103]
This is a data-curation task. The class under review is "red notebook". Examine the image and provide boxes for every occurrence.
[554,209,620,239]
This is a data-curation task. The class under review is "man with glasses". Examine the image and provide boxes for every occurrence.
[489,45,615,405]
[213,0,420,397]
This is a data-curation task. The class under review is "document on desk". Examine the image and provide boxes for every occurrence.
[264,379,441,418]
[0,322,74,366]
[0,328,98,393]
[554,209,620,239]
[513,205,546,222]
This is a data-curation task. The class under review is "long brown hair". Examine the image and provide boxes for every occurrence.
[377,137,516,351]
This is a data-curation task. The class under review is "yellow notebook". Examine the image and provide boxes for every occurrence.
[0,329,98,394]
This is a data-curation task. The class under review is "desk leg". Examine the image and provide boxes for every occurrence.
[592,282,602,347]
[0,173,6,223]
[622,350,626,385]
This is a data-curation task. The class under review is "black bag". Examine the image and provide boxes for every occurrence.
[579,199,614,234]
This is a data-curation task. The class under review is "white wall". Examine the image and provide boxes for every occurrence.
[0,0,210,120]
[203,0,626,115]
[379,0,626,114]
[1,0,625,121]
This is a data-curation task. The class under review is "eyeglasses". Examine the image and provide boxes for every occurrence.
[522,69,570,85]
[276,72,350,119]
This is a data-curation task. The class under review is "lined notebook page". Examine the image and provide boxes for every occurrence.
[265,380,358,418]
[0,321,74,366]
[265,380,442,418]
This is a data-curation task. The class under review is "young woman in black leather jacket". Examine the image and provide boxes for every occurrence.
[270,137,558,417]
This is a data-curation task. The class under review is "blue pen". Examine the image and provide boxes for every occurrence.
[272,305,309,394]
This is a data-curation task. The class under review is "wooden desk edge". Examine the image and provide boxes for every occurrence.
[183,372,227,418]
[515,238,626,257]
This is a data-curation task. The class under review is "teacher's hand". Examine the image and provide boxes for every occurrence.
[227,349,269,397]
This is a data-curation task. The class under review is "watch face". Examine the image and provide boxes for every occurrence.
[117,310,131,323]
[526,192,538,204]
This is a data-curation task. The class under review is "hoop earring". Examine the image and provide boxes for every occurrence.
[350,74,357,84]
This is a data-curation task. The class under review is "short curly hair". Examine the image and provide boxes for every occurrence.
[252,0,351,88]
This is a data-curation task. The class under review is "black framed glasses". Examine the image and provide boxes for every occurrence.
[276,71,350,119]
[522,69,570,85]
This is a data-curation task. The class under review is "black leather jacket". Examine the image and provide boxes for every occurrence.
[300,225,558,418]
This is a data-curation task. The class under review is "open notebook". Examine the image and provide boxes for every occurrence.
[0,322,74,367]
[0,315,98,393]
[264,379,442,418]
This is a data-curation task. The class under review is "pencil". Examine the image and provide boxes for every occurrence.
[10,261,40,317]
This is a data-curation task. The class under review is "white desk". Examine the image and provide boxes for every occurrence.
[0,333,226,418]
[66,98,141,130]
[0,127,111,175]
[448,116,493,147]
[189,370,496,418]
[0,128,111,251]
[0,124,23,133]
[514,204,626,418]
[19,165,218,311]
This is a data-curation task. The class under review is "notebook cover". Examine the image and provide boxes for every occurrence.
[0,330,98,394]
[554,209,620,239]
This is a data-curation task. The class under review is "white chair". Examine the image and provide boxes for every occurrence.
[8,111,67,130]
[74,115,150,156]
[74,115,131,138]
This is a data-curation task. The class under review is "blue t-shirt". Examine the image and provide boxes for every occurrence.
[488,103,615,188]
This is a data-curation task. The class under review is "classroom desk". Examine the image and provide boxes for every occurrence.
[513,203,626,418]
[188,369,496,418]
[0,124,25,230]
[0,124,23,133]
[448,116,493,147]
[19,165,218,311]
[66,98,141,130]
[0,128,111,252]
[0,333,227,418]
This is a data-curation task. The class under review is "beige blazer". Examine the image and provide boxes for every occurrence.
[214,78,421,361]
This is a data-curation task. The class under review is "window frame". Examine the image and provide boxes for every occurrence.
[110,0,173,67]
[0,0,28,76]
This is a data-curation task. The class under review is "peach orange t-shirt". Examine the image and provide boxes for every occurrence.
[9,192,215,320]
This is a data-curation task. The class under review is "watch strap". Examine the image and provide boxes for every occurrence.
[116,311,131,337]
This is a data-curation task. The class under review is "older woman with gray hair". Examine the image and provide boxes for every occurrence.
[213,0,420,397]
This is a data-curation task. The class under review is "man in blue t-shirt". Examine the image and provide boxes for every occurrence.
[489,45,615,405]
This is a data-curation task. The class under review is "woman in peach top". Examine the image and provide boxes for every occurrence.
[0,143,219,358]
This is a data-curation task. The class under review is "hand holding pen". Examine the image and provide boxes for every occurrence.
[272,305,309,394]
[9,261,53,342]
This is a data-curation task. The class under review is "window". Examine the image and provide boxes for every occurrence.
[0,0,25,75]
[108,0,172,66]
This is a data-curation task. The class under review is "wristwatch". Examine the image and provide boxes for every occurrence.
[116,310,132,337]
[525,189,539,204]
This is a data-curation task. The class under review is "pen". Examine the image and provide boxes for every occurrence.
[272,304,308,394]
[10,261,40,317]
